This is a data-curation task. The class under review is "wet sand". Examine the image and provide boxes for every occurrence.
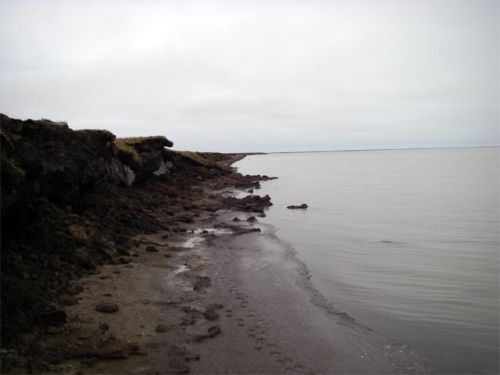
[51,194,431,374]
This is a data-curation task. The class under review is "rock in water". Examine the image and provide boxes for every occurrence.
[287,203,308,209]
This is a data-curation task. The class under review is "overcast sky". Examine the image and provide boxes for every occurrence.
[0,0,498,152]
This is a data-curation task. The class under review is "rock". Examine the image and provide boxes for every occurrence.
[208,325,221,337]
[94,338,140,359]
[81,356,98,367]
[203,308,219,321]
[181,316,196,326]
[74,248,96,270]
[233,227,262,235]
[193,276,211,292]
[99,323,110,332]
[207,303,224,310]
[287,203,308,209]
[40,309,67,325]
[155,324,168,333]
[223,194,272,212]
[95,303,119,313]
[246,216,257,223]
[194,325,222,342]
[59,296,79,306]
[145,245,158,252]
[232,217,240,222]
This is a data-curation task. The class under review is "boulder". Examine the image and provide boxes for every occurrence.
[287,203,308,209]
[95,302,119,313]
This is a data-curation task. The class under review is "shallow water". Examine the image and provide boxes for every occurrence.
[236,148,499,374]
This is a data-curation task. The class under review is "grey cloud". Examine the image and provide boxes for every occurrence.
[0,0,498,152]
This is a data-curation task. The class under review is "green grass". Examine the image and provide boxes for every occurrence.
[114,138,142,163]
[176,151,214,166]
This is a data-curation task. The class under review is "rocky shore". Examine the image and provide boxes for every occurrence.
[0,114,273,373]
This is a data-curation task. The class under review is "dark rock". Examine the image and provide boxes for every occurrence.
[145,245,158,252]
[194,325,222,342]
[94,338,140,359]
[287,203,308,209]
[40,309,67,325]
[81,356,98,367]
[203,308,219,321]
[246,216,257,223]
[99,323,110,332]
[155,324,168,333]
[232,217,240,222]
[233,227,262,235]
[59,296,79,306]
[193,276,211,292]
[95,303,119,313]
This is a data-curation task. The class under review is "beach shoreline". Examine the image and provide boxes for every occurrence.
[13,178,430,374]
[1,115,430,374]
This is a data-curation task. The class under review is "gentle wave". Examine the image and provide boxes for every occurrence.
[236,148,499,374]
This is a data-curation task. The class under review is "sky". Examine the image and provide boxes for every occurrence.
[0,0,498,152]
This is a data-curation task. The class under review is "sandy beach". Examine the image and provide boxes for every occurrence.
[35,184,431,374]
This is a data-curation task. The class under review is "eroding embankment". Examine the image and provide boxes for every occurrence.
[0,114,250,349]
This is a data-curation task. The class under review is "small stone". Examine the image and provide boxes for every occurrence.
[95,303,119,313]
[41,309,67,324]
[59,296,79,306]
[287,203,308,209]
[203,309,219,321]
[145,245,158,252]
[207,325,221,337]
[99,323,110,332]
[155,324,168,333]
[246,216,257,223]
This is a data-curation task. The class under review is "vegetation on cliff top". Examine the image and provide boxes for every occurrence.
[114,138,142,163]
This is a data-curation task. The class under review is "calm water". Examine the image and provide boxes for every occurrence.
[236,148,499,374]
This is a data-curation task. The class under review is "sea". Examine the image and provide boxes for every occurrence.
[235,147,499,374]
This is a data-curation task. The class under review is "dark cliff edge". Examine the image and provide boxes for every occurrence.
[0,113,256,350]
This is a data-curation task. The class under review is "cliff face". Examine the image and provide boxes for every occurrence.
[0,114,179,221]
[0,114,228,345]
